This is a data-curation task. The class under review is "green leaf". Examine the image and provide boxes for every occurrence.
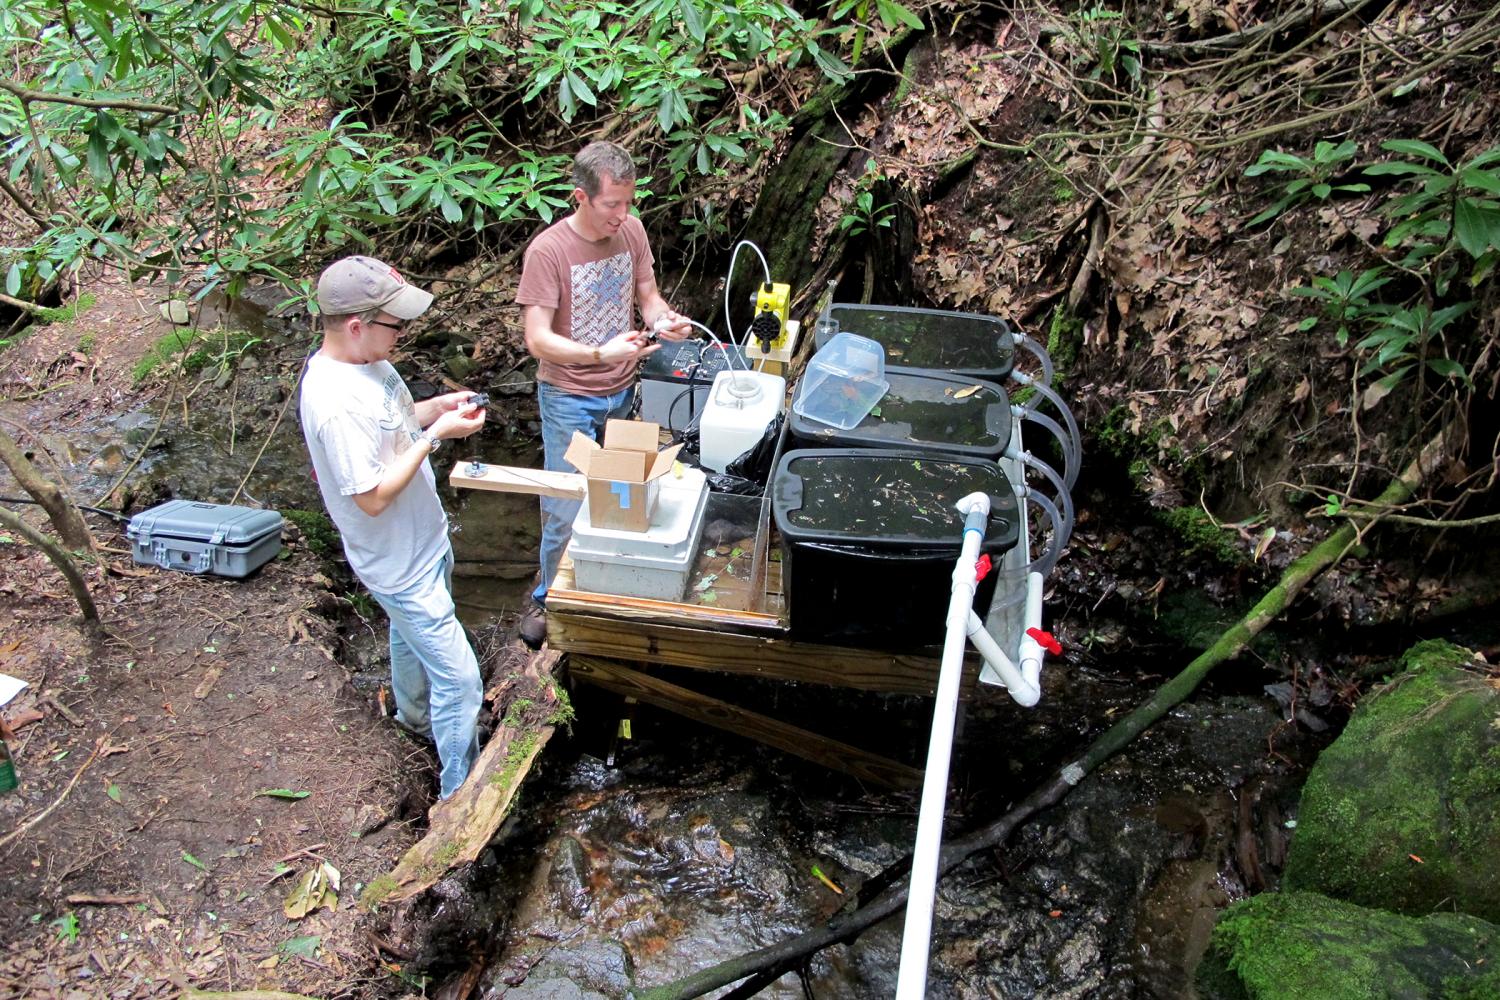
[678,0,705,43]
[107,783,122,802]
[1467,147,1500,171]
[1425,357,1467,380]
[1363,161,1440,178]
[1458,166,1500,196]
[874,0,924,30]
[255,788,311,800]
[1379,139,1449,166]
[1454,200,1500,258]
[279,934,322,959]
[409,40,422,72]
[87,129,112,184]
[5,263,20,297]
[182,851,208,872]
[566,71,596,107]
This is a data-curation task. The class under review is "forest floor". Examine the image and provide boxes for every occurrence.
[0,274,452,1000]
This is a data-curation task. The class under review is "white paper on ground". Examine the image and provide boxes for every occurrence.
[0,672,29,708]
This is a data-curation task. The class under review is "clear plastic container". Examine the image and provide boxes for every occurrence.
[791,331,889,429]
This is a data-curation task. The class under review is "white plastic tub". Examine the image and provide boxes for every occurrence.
[698,369,785,472]
[569,467,709,601]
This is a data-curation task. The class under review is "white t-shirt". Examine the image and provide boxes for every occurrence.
[298,353,447,594]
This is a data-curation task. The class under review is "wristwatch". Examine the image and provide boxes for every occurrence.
[422,432,443,453]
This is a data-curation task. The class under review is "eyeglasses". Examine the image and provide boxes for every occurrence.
[368,319,407,334]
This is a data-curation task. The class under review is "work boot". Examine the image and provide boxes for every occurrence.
[517,600,547,650]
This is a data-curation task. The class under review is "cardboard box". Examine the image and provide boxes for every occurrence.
[564,419,684,532]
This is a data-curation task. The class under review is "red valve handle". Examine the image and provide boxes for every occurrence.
[1026,627,1062,656]
[974,554,993,581]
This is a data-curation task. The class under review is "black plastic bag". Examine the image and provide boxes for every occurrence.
[725,412,784,484]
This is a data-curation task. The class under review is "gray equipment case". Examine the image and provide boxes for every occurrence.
[127,500,284,578]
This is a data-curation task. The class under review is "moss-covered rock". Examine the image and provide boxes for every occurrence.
[1283,640,1500,921]
[1197,890,1498,1000]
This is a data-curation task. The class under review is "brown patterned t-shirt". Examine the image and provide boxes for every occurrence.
[516,214,655,396]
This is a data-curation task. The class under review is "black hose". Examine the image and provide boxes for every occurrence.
[0,495,131,522]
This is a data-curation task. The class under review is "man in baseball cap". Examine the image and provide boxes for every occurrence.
[316,255,434,319]
[299,255,486,801]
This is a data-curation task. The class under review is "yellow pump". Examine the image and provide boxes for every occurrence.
[750,281,791,352]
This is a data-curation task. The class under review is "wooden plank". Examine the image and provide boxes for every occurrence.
[450,463,585,500]
[571,656,923,789]
[550,611,973,696]
[548,584,782,631]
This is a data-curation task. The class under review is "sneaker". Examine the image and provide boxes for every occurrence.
[517,600,548,649]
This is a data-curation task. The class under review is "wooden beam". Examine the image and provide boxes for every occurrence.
[449,463,584,499]
[550,612,972,696]
[571,657,924,789]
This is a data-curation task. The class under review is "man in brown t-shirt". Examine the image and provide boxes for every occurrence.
[515,140,692,645]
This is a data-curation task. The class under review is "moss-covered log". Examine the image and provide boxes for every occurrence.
[361,647,568,908]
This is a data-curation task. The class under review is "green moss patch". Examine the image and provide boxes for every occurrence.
[1198,890,1498,1000]
[1283,641,1500,921]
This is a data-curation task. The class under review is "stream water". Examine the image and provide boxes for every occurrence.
[21,303,1326,998]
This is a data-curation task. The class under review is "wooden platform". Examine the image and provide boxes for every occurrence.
[451,460,975,788]
[545,553,971,788]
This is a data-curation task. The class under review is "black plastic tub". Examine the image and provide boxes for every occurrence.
[771,448,1020,648]
[821,304,1015,382]
[787,369,1012,460]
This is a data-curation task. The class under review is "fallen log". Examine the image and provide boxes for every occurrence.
[360,646,568,908]
[633,429,1454,999]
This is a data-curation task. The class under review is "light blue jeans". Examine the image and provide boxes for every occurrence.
[534,380,636,604]
[369,548,482,798]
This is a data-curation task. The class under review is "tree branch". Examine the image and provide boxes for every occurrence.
[0,507,99,631]
[0,79,178,115]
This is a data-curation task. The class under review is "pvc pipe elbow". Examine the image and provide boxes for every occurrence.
[956,491,991,518]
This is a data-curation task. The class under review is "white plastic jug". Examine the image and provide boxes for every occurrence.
[699,369,785,472]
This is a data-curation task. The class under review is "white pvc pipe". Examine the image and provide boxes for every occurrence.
[965,571,1046,706]
[895,491,990,1000]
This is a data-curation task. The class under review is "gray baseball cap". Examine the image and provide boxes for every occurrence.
[316,255,433,319]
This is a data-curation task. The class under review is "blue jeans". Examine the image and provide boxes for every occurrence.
[535,380,636,604]
[369,548,482,798]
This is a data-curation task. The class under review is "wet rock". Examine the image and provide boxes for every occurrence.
[88,443,127,475]
[1198,891,1499,999]
[446,352,477,381]
[548,834,591,919]
[483,937,631,999]
[1283,640,1500,921]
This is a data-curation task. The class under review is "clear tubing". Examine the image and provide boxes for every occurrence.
[684,319,752,373]
[1014,449,1074,551]
[988,489,1065,611]
[1018,407,1079,490]
[1011,371,1083,470]
[1012,332,1055,388]
[724,240,772,348]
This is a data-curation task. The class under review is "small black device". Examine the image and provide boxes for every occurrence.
[467,393,490,408]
